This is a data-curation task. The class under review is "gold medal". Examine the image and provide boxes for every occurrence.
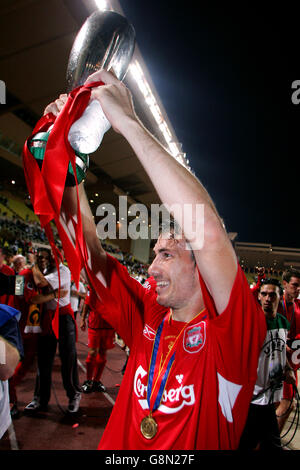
[140,415,158,439]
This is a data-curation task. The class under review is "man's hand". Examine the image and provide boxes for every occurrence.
[80,317,87,331]
[255,266,265,276]
[44,94,68,117]
[28,252,37,265]
[87,70,137,134]
[284,366,296,385]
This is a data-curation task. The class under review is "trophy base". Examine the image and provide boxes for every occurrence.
[29,131,89,186]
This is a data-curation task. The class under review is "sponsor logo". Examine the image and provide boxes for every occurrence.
[143,324,156,341]
[262,330,286,357]
[176,374,183,384]
[134,365,195,414]
[183,321,206,353]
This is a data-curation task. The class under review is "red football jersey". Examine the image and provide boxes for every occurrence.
[85,288,113,330]
[14,268,38,333]
[278,298,300,341]
[96,255,266,450]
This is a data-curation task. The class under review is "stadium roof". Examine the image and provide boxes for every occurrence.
[0,0,190,212]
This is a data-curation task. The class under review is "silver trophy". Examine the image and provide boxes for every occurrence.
[67,10,136,154]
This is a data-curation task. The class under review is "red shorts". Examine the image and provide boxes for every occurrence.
[88,327,115,351]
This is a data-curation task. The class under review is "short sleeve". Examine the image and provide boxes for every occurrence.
[45,265,70,290]
[199,265,266,384]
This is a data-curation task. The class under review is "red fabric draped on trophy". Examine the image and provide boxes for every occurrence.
[22,81,103,338]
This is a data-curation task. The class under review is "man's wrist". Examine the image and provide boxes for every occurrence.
[118,114,142,141]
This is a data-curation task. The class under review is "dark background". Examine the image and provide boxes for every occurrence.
[119,2,299,247]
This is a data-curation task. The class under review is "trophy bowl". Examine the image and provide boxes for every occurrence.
[66,10,136,92]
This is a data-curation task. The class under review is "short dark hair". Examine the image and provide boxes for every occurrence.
[282,268,300,283]
[260,278,283,296]
[158,219,196,266]
[159,218,181,238]
[37,248,55,272]
[37,248,51,258]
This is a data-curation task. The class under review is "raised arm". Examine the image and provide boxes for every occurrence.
[88,70,237,313]
[51,70,237,314]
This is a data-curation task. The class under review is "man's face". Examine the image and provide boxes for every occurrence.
[37,251,50,272]
[13,257,25,273]
[258,284,281,318]
[148,233,200,310]
[283,276,300,300]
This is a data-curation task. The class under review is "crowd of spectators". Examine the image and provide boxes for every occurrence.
[0,193,55,257]
[1,213,288,288]
[0,216,47,250]
[0,217,149,284]
[241,265,283,278]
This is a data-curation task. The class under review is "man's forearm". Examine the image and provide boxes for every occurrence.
[108,91,237,314]
[120,117,223,246]
[81,304,90,321]
[31,264,48,288]
[31,291,57,304]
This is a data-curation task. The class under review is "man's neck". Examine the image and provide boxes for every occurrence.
[284,292,294,304]
[265,311,276,320]
[171,301,205,323]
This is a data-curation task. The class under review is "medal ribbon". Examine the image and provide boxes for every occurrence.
[147,309,205,414]
[147,318,174,413]
[282,295,295,326]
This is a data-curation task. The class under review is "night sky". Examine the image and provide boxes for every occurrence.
[119,2,300,248]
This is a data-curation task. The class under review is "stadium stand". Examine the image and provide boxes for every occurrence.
[0,189,294,285]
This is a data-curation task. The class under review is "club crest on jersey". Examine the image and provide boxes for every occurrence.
[183,321,206,353]
[143,323,156,341]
